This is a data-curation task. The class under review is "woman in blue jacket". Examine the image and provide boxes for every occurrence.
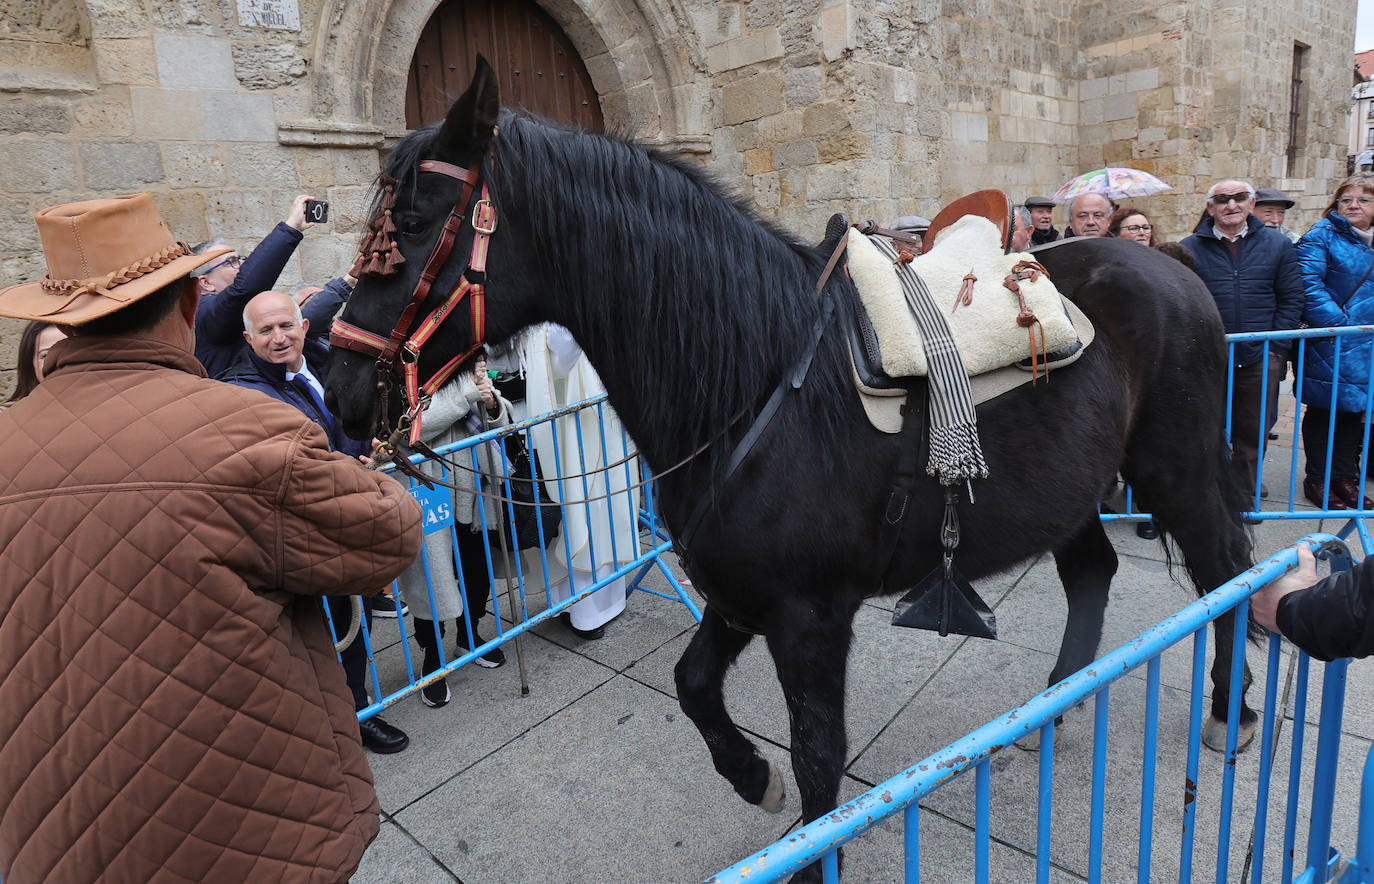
[1297,174,1374,510]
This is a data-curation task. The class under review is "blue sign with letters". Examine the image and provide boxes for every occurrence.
[409,483,453,536]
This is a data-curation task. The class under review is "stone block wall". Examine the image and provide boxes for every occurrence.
[0,0,379,398]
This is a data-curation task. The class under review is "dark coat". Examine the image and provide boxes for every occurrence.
[1295,212,1374,411]
[221,339,369,459]
[195,222,303,378]
[1030,226,1061,245]
[1277,560,1374,660]
[1181,214,1305,366]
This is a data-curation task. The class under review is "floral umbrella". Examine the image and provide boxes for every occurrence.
[1051,167,1171,204]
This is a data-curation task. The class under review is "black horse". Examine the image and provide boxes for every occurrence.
[325,59,1254,881]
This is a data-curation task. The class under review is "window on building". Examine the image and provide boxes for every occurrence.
[1286,43,1309,178]
[1366,102,1374,120]
[1367,127,1374,148]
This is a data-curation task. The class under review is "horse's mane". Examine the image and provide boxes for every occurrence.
[378,112,851,471]
[490,112,851,468]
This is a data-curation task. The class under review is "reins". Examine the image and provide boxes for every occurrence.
[372,405,752,507]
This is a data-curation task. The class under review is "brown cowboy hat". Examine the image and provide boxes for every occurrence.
[0,193,230,326]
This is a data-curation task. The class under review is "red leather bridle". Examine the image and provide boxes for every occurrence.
[329,157,495,448]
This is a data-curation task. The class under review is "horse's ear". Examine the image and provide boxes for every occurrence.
[434,54,500,160]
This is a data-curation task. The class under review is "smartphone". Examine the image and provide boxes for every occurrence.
[304,199,329,224]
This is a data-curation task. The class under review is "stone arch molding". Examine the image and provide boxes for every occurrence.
[279,0,711,153]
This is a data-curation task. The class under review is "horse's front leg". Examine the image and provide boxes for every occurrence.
[675,606,786,811]
[765,594,861,884]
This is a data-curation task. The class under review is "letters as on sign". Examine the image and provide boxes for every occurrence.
[409,483,454,536]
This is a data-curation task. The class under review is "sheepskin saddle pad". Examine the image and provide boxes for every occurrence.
[846,214,1087,379]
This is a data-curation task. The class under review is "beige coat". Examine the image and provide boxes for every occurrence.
[0,336,422,884]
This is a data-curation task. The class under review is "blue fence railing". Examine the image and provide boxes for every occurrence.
[708,534,1357,883]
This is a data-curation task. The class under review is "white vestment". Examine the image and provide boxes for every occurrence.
[523,324,640,630]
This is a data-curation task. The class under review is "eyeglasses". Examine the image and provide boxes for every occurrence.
[1122,224,1153,233]
[1338,196,1374,208]
[201,254,242,275]
[1210,191,1253,205]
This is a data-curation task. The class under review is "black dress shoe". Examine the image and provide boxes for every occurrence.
[561,612,605,641]
[358,716,409,754]
[1135,520,1159,540]
[1304,479,1348,510]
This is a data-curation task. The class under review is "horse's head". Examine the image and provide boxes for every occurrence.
[325,54,534,441]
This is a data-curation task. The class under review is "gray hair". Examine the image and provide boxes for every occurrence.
[1205,180,1256,202]
[1013,206,1032,227]
[242,291,303,333]
[189,237,231,277]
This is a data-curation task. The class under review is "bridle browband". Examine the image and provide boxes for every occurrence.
[329,154,496,463]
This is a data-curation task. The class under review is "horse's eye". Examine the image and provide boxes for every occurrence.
[396,215,427,237]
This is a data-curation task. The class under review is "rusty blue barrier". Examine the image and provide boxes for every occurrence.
[708,534,1357,883]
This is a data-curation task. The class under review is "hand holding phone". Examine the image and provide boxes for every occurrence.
[303,199,329,224]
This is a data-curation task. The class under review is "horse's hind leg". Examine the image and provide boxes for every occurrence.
[1015,515,1117,751]
[764,594,861,884]
[1127,441,1256,749]
[675,606,785,811]
[1151,495,1256,749]
[1049,515,1118,685]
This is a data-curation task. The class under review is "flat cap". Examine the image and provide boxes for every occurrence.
[1023,196,1056,208]
[889,214,931,232]
[1253,188,1294,208]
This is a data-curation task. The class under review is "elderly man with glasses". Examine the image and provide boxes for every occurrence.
[190,194,354,378]
[1181,179,1304,509]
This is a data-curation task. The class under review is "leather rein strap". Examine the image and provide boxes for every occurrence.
[674,232,850,559]
[330,158,494,449]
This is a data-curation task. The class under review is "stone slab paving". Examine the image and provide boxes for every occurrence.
[351,450,1374,883]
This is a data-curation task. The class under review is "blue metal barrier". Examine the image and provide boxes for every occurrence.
[708,534,1356,883]
[329,392,696,722]
[1106,325,1374,555]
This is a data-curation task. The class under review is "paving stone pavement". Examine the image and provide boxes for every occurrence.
[351,401,1374,883]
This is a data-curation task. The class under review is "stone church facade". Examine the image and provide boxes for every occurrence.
[0,0,1357,392]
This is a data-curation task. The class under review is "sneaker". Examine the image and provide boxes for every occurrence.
[421,677,451,707]
[372,595,407,618]
[419,644,450,708]
[461,632,507,669]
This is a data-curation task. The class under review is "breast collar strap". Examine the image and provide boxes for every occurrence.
[330,157,495,447]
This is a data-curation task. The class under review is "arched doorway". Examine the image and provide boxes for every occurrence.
[405,0,604,130]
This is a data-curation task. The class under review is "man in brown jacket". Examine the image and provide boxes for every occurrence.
[0,194,423,883]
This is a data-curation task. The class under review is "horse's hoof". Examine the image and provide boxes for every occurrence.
[1201,716,1256,752]
[759,760,786,813]
[1013,726,1061,752]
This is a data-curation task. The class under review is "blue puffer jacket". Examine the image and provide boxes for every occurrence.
[1181,214,1305,366]
[219,338,369,459]
[1297,212,1374,411]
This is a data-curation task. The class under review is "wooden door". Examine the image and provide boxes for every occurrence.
[405,0,603,131]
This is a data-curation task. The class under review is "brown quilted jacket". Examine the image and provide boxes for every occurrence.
[0,336,422,884]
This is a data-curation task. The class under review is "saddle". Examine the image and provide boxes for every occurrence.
[821,192,1095,434]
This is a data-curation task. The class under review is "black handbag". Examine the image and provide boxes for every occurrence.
[497,434,562,550]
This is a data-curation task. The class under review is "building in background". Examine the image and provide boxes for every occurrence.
[1350,50,1374,173]
[0,0,1360,392]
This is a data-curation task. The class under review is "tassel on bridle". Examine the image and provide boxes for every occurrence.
[350,177,406,279]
